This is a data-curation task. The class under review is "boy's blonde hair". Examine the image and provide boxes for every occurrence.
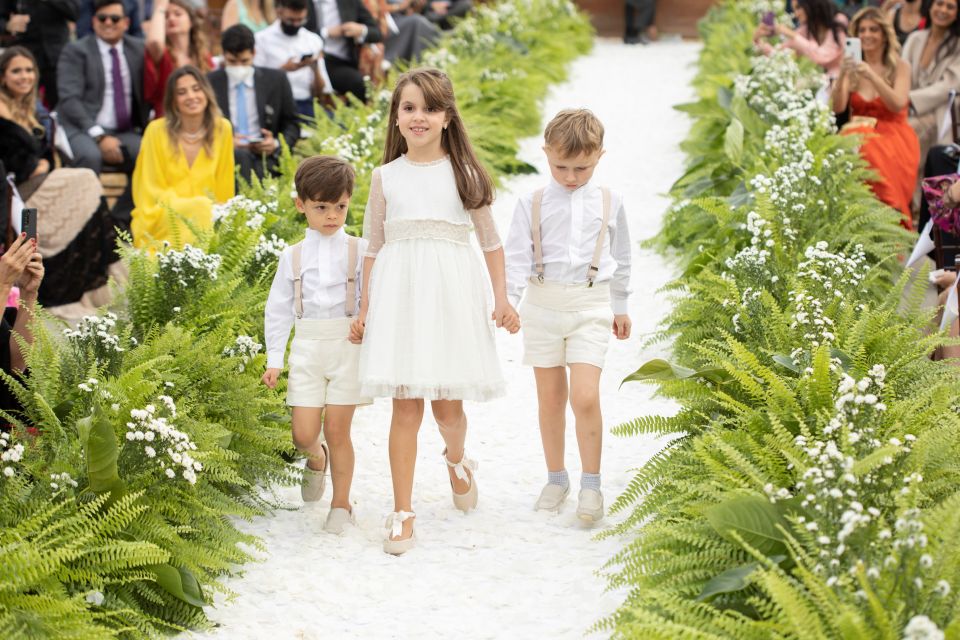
[543,109,604,157]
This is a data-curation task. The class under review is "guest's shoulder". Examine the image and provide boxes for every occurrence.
[216,117,234,136]
[902,28,927,55]
[143,118,166,137]
[123,34,146,53]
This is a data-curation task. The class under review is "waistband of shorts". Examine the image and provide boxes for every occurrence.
[294,317,353,340]
[384,218,471,245]
[524,278,610,311]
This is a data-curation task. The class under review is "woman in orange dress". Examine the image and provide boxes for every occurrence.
[832,7,919,229]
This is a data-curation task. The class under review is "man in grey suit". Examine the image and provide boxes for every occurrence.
[57,0,148,221]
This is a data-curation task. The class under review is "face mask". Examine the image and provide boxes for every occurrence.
[225,64,254,84]
[280,21,301,36]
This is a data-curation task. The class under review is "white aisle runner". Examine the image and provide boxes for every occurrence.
[191,38,700,640]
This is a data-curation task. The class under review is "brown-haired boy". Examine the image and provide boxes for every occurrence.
[262,155,370,534]
[504,109,632,522]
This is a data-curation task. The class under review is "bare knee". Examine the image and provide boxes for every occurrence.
[393,400,424,431]
[570,387,600,418]
[292,430,318,451]
[432,403,464,430]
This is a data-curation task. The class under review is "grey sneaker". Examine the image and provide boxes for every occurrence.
[534,482,570,512]
[576,488,604,522]
[324,507,357,534]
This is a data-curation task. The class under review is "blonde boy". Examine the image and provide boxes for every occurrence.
[262,155,370,534]
[504,109,632,522]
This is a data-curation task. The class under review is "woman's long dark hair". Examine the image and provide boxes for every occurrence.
[796,0,845,46]
[0,46,41,132]
[922,0,960,63]
[163,65,221,154]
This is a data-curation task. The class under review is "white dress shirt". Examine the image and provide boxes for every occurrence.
[89,37,133,139]
[227,73,260,136]
[505,179,632,314]
[265,228,367,368]
[313,0,367,60]
[254,21,333,100]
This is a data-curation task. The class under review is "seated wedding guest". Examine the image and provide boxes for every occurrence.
[131,66,234,249]
[417,0,469,30]
[754,0,849,79]
[58,0,150,226]
[77,0,143,38]
[221,0,275,32]
[384,0,439,64]
[0,234,43,419]
[0,0,79,107]
[145,0,214,117]
[0,47,121,313]
[833,7,919,228]
[305,0,383,101]
[886,0,926,46]
[209,25,299,181]
[903,0,960,171]
[254,0,331,117]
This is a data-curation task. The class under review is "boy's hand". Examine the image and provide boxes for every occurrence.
[349,314,365,344]
[262,368,281,389]
[492,300,521,334]
[613,314,632,340]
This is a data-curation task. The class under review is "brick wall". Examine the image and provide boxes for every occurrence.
[573,0,715,38]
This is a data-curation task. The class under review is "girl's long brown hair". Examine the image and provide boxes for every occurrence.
[163,65,221,154]
[0,46,41,132]
[382,68,494,210]
[170,0,212,73]
[849,7,901,85]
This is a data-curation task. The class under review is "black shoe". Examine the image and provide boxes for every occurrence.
[638,34,651,45]
[624,35,640,45]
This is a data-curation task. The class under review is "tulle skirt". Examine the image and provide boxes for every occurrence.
[359,234,505,401]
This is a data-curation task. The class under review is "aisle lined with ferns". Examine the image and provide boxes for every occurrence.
[0,2,602,637]
[604,1,960,638]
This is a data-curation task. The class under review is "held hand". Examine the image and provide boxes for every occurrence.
[613,314,632,340]
[99,135,124,165]
[261,368,280,389]
[250,129,279,154]
[0,234,35,289]
[349,313,366,344]
[492,300,521,334]
[18,253,44,297]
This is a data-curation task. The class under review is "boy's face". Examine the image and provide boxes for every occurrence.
[543,145,605,191]
[296,192,351,236]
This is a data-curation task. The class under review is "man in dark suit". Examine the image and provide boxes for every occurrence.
[0,0,80,107]
[305,0,382,102]
[209,24,300,182]
[57,0,149,224]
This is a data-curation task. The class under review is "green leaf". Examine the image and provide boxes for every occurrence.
[622,359,696,385]
[696,555,786,601]
[772,354,801,373]
[724,119,744,165]
[78,415,122,495]
[148,564,208,607]
[705,495,789,557]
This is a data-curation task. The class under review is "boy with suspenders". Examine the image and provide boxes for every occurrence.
[505,110,633,523]
[263,156,370,534]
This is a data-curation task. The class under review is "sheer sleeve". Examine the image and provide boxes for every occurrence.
[362,168,386,258]
[469,205,502,252]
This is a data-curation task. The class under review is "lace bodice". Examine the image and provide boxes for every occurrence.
[362,155,502,257]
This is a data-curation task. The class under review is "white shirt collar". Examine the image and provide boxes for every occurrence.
[546,176,595,197]
[227,71,256,91]
[305,227,347,244]
[96,37,124,56]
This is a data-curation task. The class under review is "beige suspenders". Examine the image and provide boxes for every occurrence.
[531,186,611,287]
[290,235,360,320]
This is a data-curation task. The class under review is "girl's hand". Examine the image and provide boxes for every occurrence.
[840,56,859,77]
[262,368,280,389]
[349,313,366,344]
[18,253,43,297]
[613,314,632,340]
[947,180,960,207]
[0,234,35,289]
[492,301,520,334]
[856,61,878,84]
[753,23,773,43]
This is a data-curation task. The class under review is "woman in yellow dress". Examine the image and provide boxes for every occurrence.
[131,65,234,249]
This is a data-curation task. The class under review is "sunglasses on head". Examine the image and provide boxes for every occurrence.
[95,14,124,24]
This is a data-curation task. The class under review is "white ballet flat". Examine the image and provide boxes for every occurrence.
[383,511,416,555]
[442,448,478,514]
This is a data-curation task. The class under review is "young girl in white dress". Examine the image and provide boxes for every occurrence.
[350,68,520,555]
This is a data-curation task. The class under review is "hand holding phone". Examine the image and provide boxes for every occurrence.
[762,11,775,27]
[845,37,862,64]
[20,208,37,242]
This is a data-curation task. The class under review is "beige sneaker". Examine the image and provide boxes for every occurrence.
[442,448,478,514]
[383,511,416,555]
[324,507,356,534]
[300,442,328,502]
[576,488,604,522]
[534,483,570,512]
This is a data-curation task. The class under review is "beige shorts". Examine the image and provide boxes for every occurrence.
[520,279,613,369]
[287,318,372,408]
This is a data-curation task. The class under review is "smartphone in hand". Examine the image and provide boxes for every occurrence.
[20,208,37,242]
[762,11,775,27]
[845,37,862,64]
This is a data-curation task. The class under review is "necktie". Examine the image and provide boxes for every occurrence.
[235,82,250,137]
[110,47,131,132]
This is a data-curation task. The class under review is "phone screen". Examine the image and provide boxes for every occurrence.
[762,11,775,26]
[300,53,313,62]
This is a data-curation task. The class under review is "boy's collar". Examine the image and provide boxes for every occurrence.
[305,226,347,241]
[547,177,595,196]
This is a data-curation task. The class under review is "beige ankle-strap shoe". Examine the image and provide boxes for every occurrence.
[442,448,478,513]
[534,482,570,512]
[324,507,356,534]
[383,511,416,555]
[300,442,329,502]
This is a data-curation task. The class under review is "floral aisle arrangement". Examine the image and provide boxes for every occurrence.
[605,1,960,638]
[0,1,592,637]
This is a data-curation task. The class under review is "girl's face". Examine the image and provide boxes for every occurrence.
[174,74,207,118]
[931,0,959,28]
[795,6,808,25]
[396,83,449,154]
[166,3,192,36]
[1,55,36,99]
[858,19,885,54]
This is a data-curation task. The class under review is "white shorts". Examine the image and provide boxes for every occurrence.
[287,318,372,408]
[520,279,612,369]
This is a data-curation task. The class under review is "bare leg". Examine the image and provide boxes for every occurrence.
[291,406,326,471]
[432,399,469,494]
[533,366,569,473]
[390,398,424,540]
[323,404,357,510]
[568,363,603,474]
